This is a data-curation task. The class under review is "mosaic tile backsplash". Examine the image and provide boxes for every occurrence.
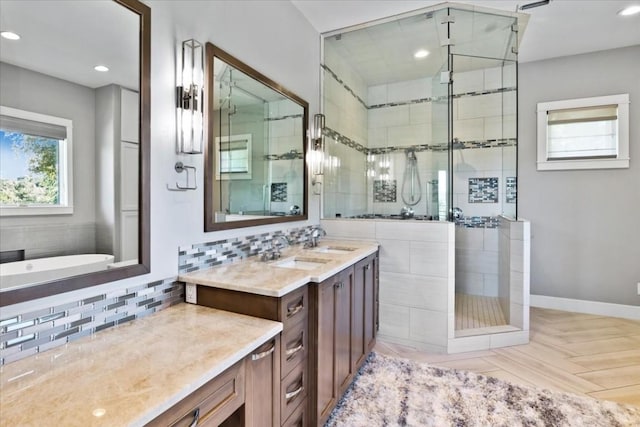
[178,225,317,274]
[0,278,183,366]
[469,177,499,203]
[506,177,517,204]
[373,180,397,203]
[271,182,287,202]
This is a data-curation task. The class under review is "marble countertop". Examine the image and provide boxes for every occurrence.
[179,239,379,297]
[0,304,282,427]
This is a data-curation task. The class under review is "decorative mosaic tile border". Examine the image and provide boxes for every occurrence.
[324,127,368,154]
[0,278,183,366]
[373,180,397,203]
[455,216,501,229]
[506,177,517,204]
[326,127,515,158]
[178,225,317,274]
[469,177,499,203]
[324,61,516,112]
[265,113,303,122]
[271,182,287,202]
[264,149,304,161]
[322,64,368,110]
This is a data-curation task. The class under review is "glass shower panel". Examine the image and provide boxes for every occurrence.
[431,60,450,221]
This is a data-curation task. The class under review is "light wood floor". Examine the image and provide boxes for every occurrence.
[375,307,640,408]
[455,293,507,330]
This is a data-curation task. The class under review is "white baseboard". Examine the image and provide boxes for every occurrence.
[530,295,640,320]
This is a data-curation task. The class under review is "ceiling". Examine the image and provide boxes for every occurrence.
[292,0,640,64]
[0,1,139,90]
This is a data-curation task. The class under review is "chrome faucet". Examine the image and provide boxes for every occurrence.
[305,226,326,248]
[260,235,290,261]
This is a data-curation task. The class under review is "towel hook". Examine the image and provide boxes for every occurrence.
[167,161,197,191]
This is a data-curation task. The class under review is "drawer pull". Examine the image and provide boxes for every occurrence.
[285,342,304,358]
[285,384,304,401]
[287,299,304,318]
[334,281,343,289]
[189,408,200,427]
[365,264,370,270]
[251,342,276,361]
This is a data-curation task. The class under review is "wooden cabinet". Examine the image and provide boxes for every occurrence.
[352,253,378,369]
[245,336,281,427]
[196,285,309,426]
[190,249,379,427]
[148,336,280,427]
[148,358,246,427]
[310,251,378,426]
[312,267,354,425]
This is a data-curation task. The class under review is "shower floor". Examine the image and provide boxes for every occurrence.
[455,293,508,331]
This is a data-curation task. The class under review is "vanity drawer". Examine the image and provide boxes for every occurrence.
[148,359,245,427]
[280,358,308,423]
[281,316,308,379]
[282,397,307,427]
[280,286,308,329]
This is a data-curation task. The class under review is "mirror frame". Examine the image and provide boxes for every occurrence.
[0,0,151,307]
[204,42,308,232]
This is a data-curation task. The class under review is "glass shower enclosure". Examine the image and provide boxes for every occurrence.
[321,4,523,340]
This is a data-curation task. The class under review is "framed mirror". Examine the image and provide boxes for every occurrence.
[205,43,308,231]
[0,0,150,306]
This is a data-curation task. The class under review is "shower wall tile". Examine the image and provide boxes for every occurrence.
[409,308,448,346]
[367,84,387,105]
[452,69,484,95]
[409,102,431,125]
[368,105,410,128]
[377,239,411,274]
[378,303,410,339]
[453,118,484,141]
[379,272,449,312]
[386,77,431,103]
[409,241,450,278]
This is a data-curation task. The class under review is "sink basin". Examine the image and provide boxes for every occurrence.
[311,246,357,254]
[273,256,330,270]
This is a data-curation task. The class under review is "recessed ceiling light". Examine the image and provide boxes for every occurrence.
[414,49,430,59]
[94,65,109,72]
[0,31,20,40]
[618,5,640,16]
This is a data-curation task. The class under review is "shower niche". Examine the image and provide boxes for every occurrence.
[320,3,530,353]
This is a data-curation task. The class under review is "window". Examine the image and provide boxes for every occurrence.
[0,106,73,215]
[215,134,252,180]
[536,94,629,170]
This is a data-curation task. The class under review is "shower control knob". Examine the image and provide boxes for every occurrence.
[452,207,463,220]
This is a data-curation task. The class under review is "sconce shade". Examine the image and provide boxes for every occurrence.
[309,113,325,176]
[177,39,204,154]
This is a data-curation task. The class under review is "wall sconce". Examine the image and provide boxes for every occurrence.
[308,114,325,195]
[176,39,204,154]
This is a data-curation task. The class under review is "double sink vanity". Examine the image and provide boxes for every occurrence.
[0,239,379,426]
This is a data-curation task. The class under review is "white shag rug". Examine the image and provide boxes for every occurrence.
[326,352,640,427]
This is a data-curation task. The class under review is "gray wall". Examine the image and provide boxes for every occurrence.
[519,45,640,305]
[0,62,97,258]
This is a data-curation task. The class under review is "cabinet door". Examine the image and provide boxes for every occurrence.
[366,253,379,351]
[351,257,367,369]
[121,88,139,143]
[316,277,337,422]
[245,337,280,427]
[335,267,353,396]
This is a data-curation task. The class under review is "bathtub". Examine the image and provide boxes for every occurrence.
[0,254,115,290]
